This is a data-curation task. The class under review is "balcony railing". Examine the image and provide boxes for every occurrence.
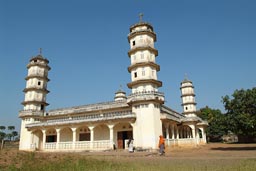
[48,101,129,116]
[127,91,164,103]
[19,110,44,117]
[43,140,111,151]
[26,111,136,128]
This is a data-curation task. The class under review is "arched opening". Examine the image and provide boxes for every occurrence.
[60,127,72,142]
[198,128,202,138]
[31,129,43,150]
[46,128,56,142]
[77,126,90,141]
[114,122,133,149]
[94,124,109,141]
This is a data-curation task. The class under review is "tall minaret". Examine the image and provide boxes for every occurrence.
[19,49,51,150]
[180,76,197,117]
[127,14,164,149]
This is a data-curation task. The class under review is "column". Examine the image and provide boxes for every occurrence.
[176,125,179,139]
[171,124,174,139]
[108,124,114,149]
[164,123,170,146]
[202,127,207,143]
[56,128,60,150]
[71,127,77,149]
[88,126,95,149]
[42,129,46,150]
[130,122,136,147]
[189,124,197,146]
[30,131,34,150]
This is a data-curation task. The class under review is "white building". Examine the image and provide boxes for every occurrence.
[19,17,207,152]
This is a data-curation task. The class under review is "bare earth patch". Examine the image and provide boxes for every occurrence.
[0,143,256,171]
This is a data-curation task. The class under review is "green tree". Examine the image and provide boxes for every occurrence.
[8,126,15,131]
[197,106,228,142]
[11,131,18,141]
[0,126,6,140]
[222,87,256,142]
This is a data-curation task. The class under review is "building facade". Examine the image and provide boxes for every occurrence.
[19,18,207,152]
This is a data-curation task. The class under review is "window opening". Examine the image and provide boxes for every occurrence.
[132,41,135,46]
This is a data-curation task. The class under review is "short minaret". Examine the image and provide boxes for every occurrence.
[114,86,127,101]
[180,76,197,117]
[19,49,51,150]
[127,14,164,149]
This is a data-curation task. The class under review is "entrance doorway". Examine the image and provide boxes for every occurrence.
[117,131,132,149]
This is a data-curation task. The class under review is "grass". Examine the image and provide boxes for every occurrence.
[1,143,256,171]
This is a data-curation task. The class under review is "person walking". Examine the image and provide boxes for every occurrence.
[158,135,165,155]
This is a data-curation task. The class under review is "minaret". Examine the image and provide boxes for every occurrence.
[180,76,197,117]
[127,14,164,149]
[22,49,50,112]
[19,49,51,150]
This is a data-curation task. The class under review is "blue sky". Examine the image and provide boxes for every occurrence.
[1,0,255,132]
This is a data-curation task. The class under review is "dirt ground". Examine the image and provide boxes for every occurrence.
[82,143,256,159]
[0,143,256,169]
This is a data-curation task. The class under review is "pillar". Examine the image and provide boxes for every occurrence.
[108,124,114,149]
[88,126,95,149]
[164,123,170,146]
[171,124,174,139]
[42,129,46,150]
[56,128,60,149]
[176,125,179,139]
[71,127,77,149]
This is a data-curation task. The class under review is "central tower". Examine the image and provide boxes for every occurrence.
[127,14,164,149]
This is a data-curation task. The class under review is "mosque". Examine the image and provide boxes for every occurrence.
[19,16,207,151]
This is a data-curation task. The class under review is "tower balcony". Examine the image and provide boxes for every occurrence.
[23,87,50,93]
[25,74,50,81]
[127,79,162,89]
[127,91,165,104]
[19,110,44,117]
[180,93,195,97]
[27,62,51,70]
[128,62,160,73]
[128,45,158,57]
[181,102,197,106]
[128,29,156,42]
[22,100,49,106]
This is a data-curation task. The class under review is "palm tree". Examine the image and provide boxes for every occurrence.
[8,126,15,131]
[11,131,18,141]
[0,126,6,140]
[0,126,6,149]
[7,126,15,141]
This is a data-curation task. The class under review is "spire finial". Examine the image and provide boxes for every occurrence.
[139,13,144,23]
[39,48,42,55]
[119,85,123,91]
[185,73,188,80]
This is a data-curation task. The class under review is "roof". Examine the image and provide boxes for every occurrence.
[47,100,129,116]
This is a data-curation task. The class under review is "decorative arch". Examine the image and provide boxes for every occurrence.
[31,129,43,150]
[94,124,109,141]
[60,127,72,142]
[45,128,57,142]
[114,122,133,149]
[77,125,90,141]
